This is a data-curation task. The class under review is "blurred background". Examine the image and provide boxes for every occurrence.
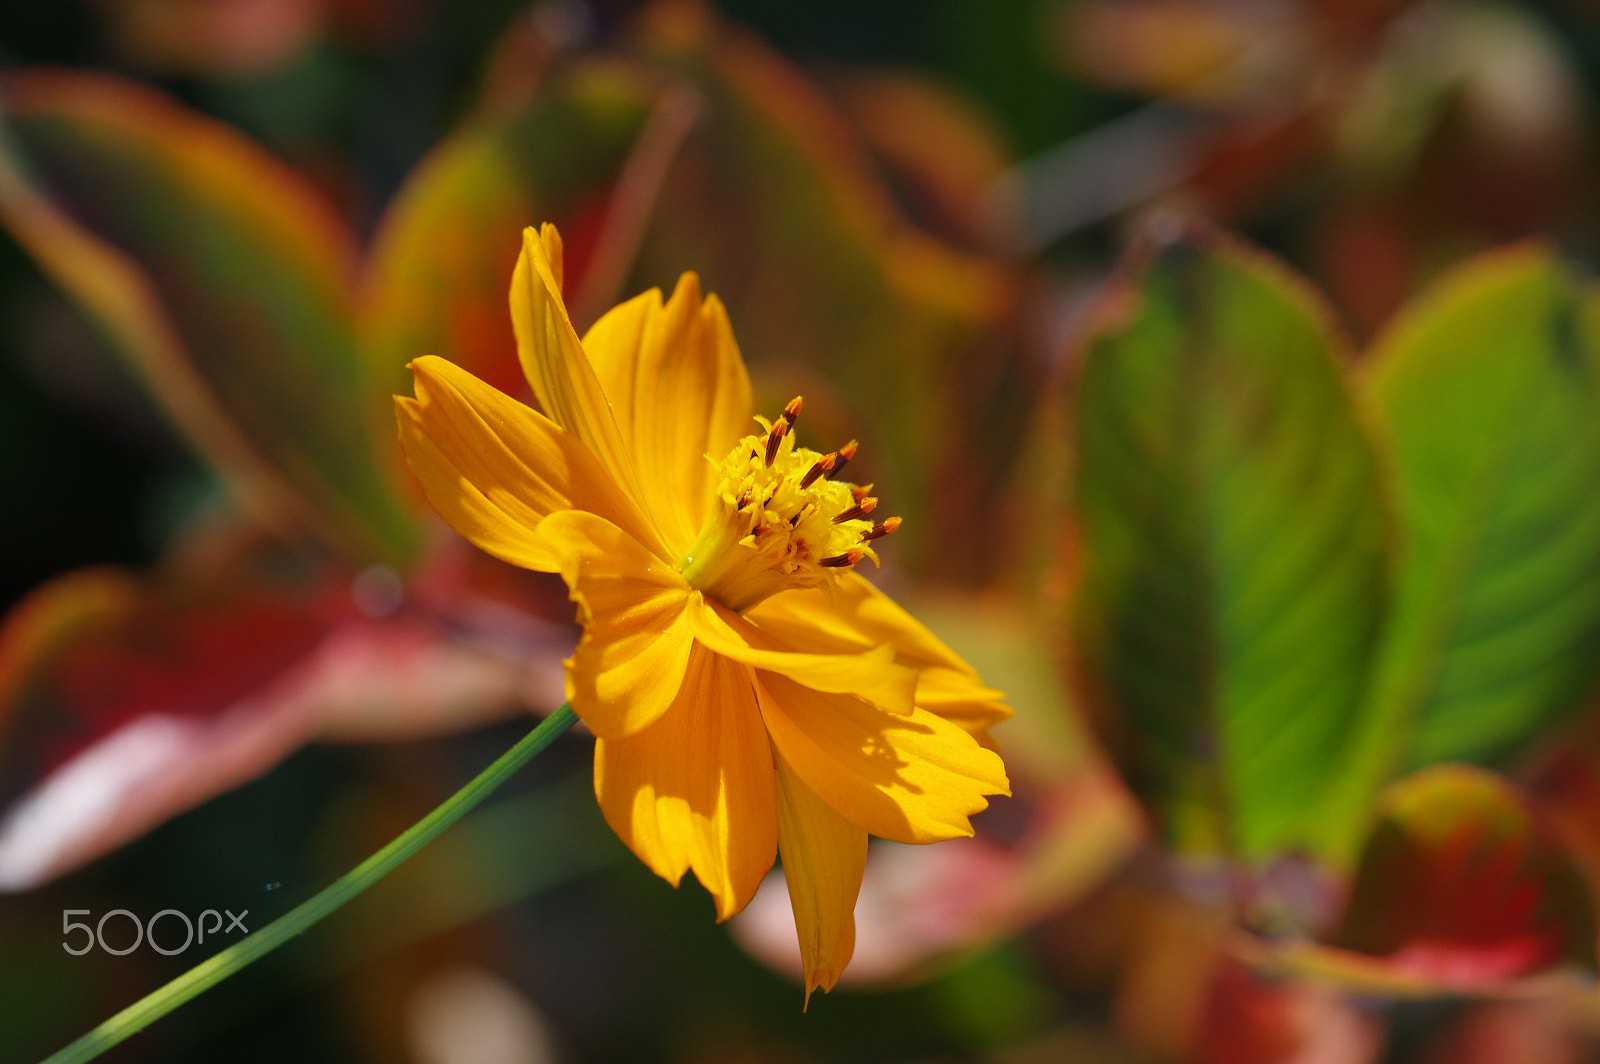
[3,0,1600,1061]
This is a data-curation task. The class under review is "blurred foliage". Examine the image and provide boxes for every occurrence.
[0,70,416,563]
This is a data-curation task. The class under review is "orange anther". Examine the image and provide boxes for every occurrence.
[862,516,901,541]
[829,439,858,479]
[800,452,836,489]
[832,497,878,524]
[764,419,789,466]
[820,549,864,568]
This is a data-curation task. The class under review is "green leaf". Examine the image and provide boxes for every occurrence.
[1071,232,1387,860]
[0,71,416,563]
[1342,246,1600,807]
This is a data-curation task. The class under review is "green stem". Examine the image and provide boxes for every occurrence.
[41,705,579,1064]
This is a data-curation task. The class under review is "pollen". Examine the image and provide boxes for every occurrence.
[676,401,898,611]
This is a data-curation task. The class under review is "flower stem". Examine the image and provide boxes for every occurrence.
[40,705,579,1064]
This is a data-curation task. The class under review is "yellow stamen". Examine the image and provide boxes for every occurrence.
[677,409,887,610]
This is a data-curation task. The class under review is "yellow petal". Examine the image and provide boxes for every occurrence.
[593,642,777,920]
[755,670,1010,845]
[583,273,754,552]
[536,222,564,295]
[395,356,662,570]
[689,599,917,714]
[748,572,981,674]
[747,577,1013,736]
[774,752,865,1006]
[913,665,1012,738]
[509,224,660,542]
[579,287,651,448]
[535,510,697,738]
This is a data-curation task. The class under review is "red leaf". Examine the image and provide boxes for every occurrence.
[0,528,569,890]
[1329,765,1595,987]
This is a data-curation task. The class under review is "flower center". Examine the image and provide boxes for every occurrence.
[678,397,900,612]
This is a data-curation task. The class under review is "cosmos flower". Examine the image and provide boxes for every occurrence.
[395,224,1010,998]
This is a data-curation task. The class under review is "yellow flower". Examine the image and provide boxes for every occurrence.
[395,224,1011,999]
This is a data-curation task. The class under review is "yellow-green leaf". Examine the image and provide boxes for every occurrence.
[1341,246,1600,816]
